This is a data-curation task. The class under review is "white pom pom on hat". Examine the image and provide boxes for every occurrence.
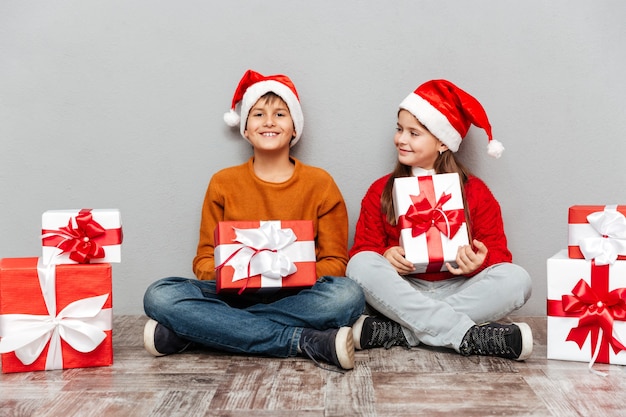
[399,79,504,158]
[223,109,240,127]
[224,70,304,147]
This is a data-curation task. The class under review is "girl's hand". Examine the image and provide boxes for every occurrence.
[446,239,488,276]
[383,246,416,275]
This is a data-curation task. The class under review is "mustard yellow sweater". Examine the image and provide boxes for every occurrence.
[193,157,349,280]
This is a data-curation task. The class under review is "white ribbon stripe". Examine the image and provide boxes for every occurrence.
[571,205,626,265]
[0,259,112,369]
[215,222,315,282]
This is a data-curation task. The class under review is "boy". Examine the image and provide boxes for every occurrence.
[143,70,364,371]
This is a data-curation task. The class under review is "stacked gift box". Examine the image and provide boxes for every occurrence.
[0,209,122,373]
[547,205,626,366]
[392,173,470,274]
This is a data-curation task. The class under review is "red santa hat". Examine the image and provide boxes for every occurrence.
[224,69,304,147]
[399,79,504,158]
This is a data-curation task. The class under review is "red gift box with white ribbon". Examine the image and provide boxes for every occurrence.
[547,250,626,366]
[392,174,469,274]
[0,257,113,373]
[568,205,626,265]
[214,220,316,294]
[41,208,123,265]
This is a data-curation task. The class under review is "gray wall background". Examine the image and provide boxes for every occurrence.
[2,1,625,317]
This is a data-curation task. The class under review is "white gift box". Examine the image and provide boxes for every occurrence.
[392,174,469,273]
[547,250,626,365]
[41,209,123,265]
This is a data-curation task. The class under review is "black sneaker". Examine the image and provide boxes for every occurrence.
[459,322,533,361]
[143,319,192,357]
[299,327,354,371]
[352,315,409,350]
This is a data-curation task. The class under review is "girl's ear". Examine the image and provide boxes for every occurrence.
[438,142,449,154]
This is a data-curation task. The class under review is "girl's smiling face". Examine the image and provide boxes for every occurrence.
[394,109,448,170]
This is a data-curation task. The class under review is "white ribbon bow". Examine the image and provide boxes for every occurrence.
[0,259,111,369]
[579,205,626,265]
[228,222,298,281]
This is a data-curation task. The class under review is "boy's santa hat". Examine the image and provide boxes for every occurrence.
[399,79,504,158]
[224,69,304,147]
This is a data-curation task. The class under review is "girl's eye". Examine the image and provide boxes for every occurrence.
[411,131,420,137]
[395,127,402,132]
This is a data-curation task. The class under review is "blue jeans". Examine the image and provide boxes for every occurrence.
[143,276,365,358]
[346,251,532,352]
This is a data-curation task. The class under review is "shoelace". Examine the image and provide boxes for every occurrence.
[367,321,407,349]
[469,325,509,356]
[300,336,345,374]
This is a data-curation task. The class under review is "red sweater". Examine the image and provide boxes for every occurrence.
[349,174,512,280]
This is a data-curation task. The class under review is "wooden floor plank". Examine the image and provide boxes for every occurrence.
[2,315,626,417]
[370,372,548,416]
[324,363,377,417]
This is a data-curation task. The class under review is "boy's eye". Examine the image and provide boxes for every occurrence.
[276,112,285,117]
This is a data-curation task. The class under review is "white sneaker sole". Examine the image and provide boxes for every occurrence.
[335,326,355,370]
[513,322,533,361]
[351,315,369,350]
[143,319,166,357]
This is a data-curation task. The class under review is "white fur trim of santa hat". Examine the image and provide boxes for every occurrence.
[399,93,463,152]
[399,79,503,158]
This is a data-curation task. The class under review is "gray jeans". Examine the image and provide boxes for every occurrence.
[346,251,532,351]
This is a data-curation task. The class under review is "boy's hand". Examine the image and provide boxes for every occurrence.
[446,239,488,276]
[383,246,416,275]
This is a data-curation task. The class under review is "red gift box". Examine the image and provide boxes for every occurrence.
[0,257,113,373]
[214,220,316,293]
[547,250,626,366]
[392,174,469,273]
[568,205,626,264]
[42,208,123,265]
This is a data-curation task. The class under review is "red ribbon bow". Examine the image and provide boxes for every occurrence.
[399,191,464,239]
[43,209,109,263]
[562,277,626,356]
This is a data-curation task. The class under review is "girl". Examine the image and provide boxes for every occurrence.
[347,79,533,361]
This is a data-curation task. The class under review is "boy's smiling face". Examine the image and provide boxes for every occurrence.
[244,95,296,152]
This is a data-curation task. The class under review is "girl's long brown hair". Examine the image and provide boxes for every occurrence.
[381,150,474,227]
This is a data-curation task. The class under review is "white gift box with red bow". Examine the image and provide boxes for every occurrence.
[41,209,123,265]
[393,174,469,274]
[547,250,626,366]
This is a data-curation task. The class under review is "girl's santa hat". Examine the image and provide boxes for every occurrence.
[224,69,304,147]
[399,79,504,158]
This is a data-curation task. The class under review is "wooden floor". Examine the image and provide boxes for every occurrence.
[1,316,624,417]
